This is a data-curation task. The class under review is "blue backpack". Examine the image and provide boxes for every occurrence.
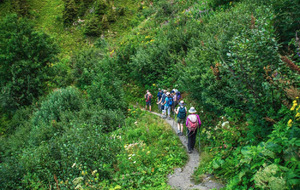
[166,96,173,107]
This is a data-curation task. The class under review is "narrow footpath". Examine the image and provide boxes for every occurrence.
[150,111,224,190]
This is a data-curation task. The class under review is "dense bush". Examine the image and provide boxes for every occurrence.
[32,87,82,125]
[0,85,126,189]
[271,0,300,51]
[12,0,30,16]
[62,0,78,25]
[57,111,187,189]
[0,14,58,112]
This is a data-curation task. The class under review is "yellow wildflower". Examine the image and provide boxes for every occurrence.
[287,119,293,127]
[291,100,298,111]
[295,112,300,118]
[153,83,156,86]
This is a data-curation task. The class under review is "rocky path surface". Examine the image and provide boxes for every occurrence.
[150,111,224,190]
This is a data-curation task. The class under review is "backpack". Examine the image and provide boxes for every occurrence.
[177,106,186,119]
[176,91,181,100]
[187,115,199,132]
[167,96,173,106]
[146,94,152,102]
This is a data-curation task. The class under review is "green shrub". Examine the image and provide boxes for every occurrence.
[71,48,104,89]
[0,14,58,112]
[12,0,30,16]
[271,0,300,51]
[62,0,78,26]
[32,86,82,125]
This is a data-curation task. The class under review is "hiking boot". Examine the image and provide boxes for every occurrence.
[180,132,183,136]
[188,150,192,154]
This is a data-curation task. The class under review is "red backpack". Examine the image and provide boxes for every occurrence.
[187,115,199,132]
[146,93,152,102]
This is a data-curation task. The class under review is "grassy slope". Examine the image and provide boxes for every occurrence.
[0,0,144,58]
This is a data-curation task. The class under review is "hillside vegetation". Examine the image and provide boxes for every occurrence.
[0,0,299,189]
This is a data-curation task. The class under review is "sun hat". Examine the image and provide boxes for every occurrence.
[188,107,197,113]
[179,100,185,106]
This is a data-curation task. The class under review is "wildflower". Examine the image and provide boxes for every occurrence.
[296,112,300,118]
[146,151,150,154]
[73,177,84,185]
[92,170,97,176]
[72,163,76,168]
[290,101,297,111]
[133,161,136,164]
[153,83,156,86]
[287,119,293,127]
[129,157,131,160]
[221,121,229,128]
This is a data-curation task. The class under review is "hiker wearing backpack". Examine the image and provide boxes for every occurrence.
[157,90,167,116]
[175,100,187,136]
[157,89,163,111]
[176,90,181,101]
[186,107,201,154]
[144,90,153,111]
[164,92,173,119]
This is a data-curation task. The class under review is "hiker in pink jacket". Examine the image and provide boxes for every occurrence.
[186,107,201,154]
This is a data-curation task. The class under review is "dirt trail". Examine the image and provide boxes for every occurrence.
[150,111,223,190]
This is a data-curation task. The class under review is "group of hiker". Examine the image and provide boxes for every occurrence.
[144,89,202,154]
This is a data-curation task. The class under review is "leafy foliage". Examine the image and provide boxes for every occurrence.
[0,14,58,112]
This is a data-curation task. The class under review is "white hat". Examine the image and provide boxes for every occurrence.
[188,107,197,113]
[166,92,170,95]
[179,100,185,106]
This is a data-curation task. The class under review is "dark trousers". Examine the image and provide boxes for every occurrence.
[187,128,197,151]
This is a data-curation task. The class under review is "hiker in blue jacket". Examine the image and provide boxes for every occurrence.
[175,100,187,136]
[164,92,173,119]
[157,90,167,116]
